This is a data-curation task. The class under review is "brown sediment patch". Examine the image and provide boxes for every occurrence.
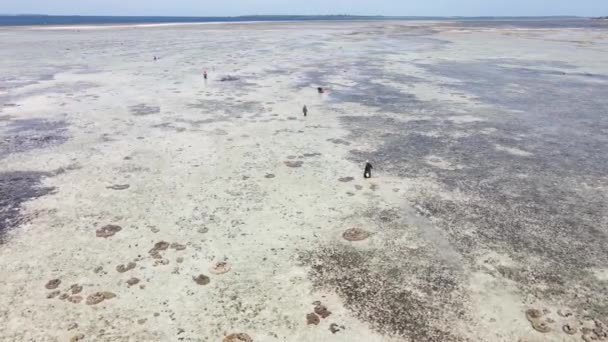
[209,261,231,275]
[525,308,542,322]
[562,324,577,335]
[170,242,186,251]
[70,334,85,342]
[116,262,136,273]
[149,241,170,259]
[127,277,140,287]
[525,308,551,332]
[314,303,332,318]
[67,323,78,331]
[107,184,130,190]
[342,228,370,241]
[264,174,275,178]
[193,274,210,285]
[306,313,320,325]
[103,291,116,299]
[47,290,60,299]
[45,279,61,290]
[590,320,608,340]
[153,241,170,250]
[86,291,116,305]
[67,296,83,304]
[69,284,83,295]
[148,248,158,259]
[339,177,354,182]
[176,257,184,263]
[329,323,343,334]
[284,161,303,168]
[557,309,573,317]
[223,333,252,342]
[59,293,69,300]
[96,224,122,238]
[583,334,594,342]
[154,259,170,266]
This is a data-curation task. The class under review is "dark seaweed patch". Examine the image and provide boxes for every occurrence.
[0,171,54,240]
[302,153,322,158]
[188,99,264,116]
[0,119,68,159]
[284,161,303,168]
[130,104,160,116]
[299,245,465,341]
[338,58,608,315]
[330,80,423,114]
[327,138,351,146]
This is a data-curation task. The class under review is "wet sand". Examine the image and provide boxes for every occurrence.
[1,20,608,341]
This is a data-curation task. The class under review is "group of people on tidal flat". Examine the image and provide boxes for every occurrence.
[301,87,373,179]
[180,66,375,179]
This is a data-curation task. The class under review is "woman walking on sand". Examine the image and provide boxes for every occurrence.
[303,105,308,117]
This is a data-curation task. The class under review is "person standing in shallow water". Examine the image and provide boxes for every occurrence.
[364,161,373,178]
[303,105,308,117]
[203,71,208,80]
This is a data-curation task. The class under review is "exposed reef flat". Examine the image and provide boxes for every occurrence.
[1,19,607,341]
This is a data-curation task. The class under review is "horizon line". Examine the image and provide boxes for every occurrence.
[0,14,588,18]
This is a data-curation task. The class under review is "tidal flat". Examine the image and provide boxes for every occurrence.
[1,19,607,341]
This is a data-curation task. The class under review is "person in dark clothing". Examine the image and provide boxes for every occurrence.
[317,87,324,94]
[203,71,208,80]
[303,105,308,117]
[364,161,373,178]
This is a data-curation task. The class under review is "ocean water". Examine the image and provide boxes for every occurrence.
[2,15,388,26]
[0,15,603,28]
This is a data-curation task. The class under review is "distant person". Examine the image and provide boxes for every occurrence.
[317,87,324,94]
[303,105,308,117]
[153,56,157,61]
[364,161,373,179]
[203,71,208,80]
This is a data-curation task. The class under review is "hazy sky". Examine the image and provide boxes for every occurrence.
[1,0,606,17]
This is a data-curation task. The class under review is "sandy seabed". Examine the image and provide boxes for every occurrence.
[1,20,608,341]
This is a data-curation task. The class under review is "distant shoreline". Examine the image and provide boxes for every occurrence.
[0,14,586,27]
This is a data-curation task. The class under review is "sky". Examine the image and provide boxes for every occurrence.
[1,0,606,17]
